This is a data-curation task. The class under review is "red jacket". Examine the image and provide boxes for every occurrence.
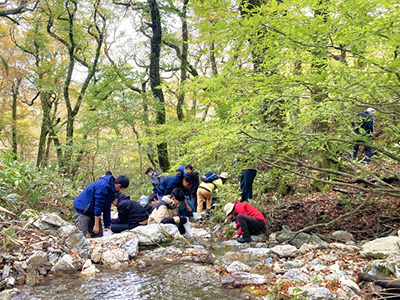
[234,202,265,236]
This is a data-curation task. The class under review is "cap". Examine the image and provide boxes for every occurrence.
[224,203,234,216]
[219,172,229,180]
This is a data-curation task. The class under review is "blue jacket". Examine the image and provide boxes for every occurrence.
[354,111,374,135]
[111,199,148,225]
[157,174,185,197]
[73,175,116,228]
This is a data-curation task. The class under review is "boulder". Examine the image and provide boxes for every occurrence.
[101,249,129,269]
[361,236,400,259]
[271,244,298,258]
[276,229,293,243]
[226,261,251,273]
[80,264,98,278]
[50,254,77,273]
[290,233,327,249]
[65,230,87,252]
[221,272,267,287]
[301,286,334,300]
[131,224,181,245]
[13,261,27,275]
[282,269,310,282]
[124,238,139,259]
[26,251,47,270]
[90,247,103,263]
[332,230,354,243]
[0,290,12,300]
[41,213,70,227]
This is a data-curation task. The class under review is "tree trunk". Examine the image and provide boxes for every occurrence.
[176,0,189,121]
[148,0,170,172]
[37,92,52,167]
[11,78,21,160]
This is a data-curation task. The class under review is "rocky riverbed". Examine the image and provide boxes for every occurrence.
[1,211,400,299]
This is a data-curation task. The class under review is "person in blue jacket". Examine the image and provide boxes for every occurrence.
[157,172,197,216]
[73,174,129,238]
[110,192,148,233]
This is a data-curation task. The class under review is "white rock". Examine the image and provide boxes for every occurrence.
[101,249,129,269]
[26,251,47,270]
[90,247,102,263]
[361,236,400,259]
[80,264,98,279]
[50,254,77,273]
[271,244,298,258]
[226,261,252,273]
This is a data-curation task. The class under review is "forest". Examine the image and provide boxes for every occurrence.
[0,0,400,232]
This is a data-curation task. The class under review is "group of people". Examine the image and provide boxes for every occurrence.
[72,164,266,244]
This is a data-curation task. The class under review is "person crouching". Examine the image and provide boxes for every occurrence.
[110,192,148,233]
[224,202,265,243]
[148,188,188,235]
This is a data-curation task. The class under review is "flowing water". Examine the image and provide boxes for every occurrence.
[12,262,253,300]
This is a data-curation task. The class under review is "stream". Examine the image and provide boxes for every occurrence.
[12,262,251,300]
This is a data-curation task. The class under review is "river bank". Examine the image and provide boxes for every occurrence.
[1,211,400,299]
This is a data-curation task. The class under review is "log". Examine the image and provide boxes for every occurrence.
[358,272,400,288]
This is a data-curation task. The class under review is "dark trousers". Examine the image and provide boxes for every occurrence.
[74,209,103,238]
[240,169,257,202]
[236,214,265,238]
[110,223,142,233]
[353,139,372,162]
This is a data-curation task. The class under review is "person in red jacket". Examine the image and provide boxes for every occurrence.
[224,202,265,243]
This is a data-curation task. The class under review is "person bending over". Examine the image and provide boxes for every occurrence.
[110,192,149,233]
[148,188,189,235]
[224,201,265,243]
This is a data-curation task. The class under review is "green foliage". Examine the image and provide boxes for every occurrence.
[2,228,19,248]
[0,151,77,216]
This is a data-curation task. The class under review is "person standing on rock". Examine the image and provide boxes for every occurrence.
[110,192,149,233]
[148,188,189,235]
[73,174,130,238]
[224,202,265,243]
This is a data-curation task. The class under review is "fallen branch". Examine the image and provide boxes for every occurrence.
[0,206,16,216]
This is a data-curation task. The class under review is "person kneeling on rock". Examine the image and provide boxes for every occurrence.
[224,202,265,243]
[148,188,189,235]
[110,192,149,233]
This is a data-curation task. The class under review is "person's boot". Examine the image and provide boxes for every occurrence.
[237,236,252,243]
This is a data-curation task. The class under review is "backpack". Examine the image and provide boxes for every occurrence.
[353,112,373,134]
[201,172,220,183]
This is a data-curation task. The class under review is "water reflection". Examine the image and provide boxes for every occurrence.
[13,263,251,300]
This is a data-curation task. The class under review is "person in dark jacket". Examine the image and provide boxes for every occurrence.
[145,167,165,195]
[110,192,148,233]
[224,202,265,243]
[184,164,199,212]
[148,188,188,234]
[73,174,130,238]
[353,107,376,163]
[157,173,197,216]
